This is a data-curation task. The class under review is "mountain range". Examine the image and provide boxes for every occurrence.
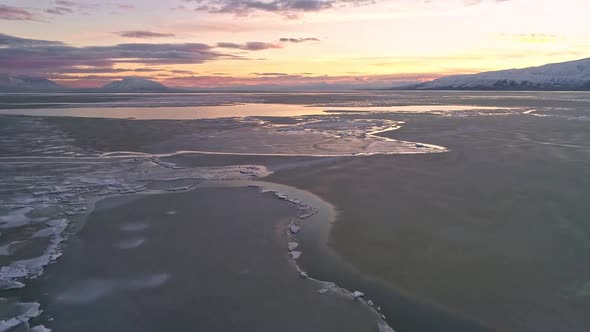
[0,76,170,92]
[405,57,590,91]
[1,57,590,92]
[0,76,64,92]
[100,77,170,92]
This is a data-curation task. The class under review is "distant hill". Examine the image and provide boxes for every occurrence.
[401,57,590,91]
[101,77,169,92]
[0,75,64,92]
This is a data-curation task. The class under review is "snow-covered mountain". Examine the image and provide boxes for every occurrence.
[101,77,169,91]
[415,58,590,90]
[0,75,64,92]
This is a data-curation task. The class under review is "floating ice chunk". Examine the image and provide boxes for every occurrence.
[377,321,396,332]
[165,211,177,215]
[298,271,308,278]
[0,280,25,290]
[367,300,374,306]
[287,242,299,251]
[12,254,53,278]
[17,302,41,319]
[289,224,300,234]
[166,185,194,192]
[298,205,318,219]
[298,212,317,219]
[46,219,67,227]
[0,302,42,331]
[274,192,289,200]
[0,207,33,229]
[32,223,67,238]
[290,251,302,260]
[317,288,328,294]
[352,291,365,299]
[0,265,28,280]
[31,325,52,332]
[0,318,22,331]
[113,238,145,249]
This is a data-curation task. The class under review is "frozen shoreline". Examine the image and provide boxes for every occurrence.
[0,162,403,331]
[0,113,451,331]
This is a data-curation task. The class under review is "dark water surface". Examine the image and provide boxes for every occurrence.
[3,91,590,332]
[25,187,378,332]
[268,112,590,332]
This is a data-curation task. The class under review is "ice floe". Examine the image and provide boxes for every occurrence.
[288,224,301,234]
[378,321,396,332]
[0,301,41,332]
[352,291,365,299]
[0,207,33,229]
[0,242,21,256]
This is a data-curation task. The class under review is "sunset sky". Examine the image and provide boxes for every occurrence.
[1,0,589,89]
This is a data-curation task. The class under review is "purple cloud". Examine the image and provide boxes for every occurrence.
[279,37,320,43]
[0,34,302,77]
[0,34,65,47]
[252,72,290,76]
[216,42,281,50]
[184,0,375,17]
[115,31,176,38]
[0,5,37,21]
[0,36,227,75]
[45,6,74,15]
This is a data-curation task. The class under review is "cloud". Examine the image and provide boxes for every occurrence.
[55,67,163,74]
[0,5,38,21]
[0,34,65,47]
[45,6,74,15]
[0,35,230,75]
[44,1,136,18]
[184,0,375,17]
[252,72,290,76]
[279,37,320,43]
[44,0,87,16]
[216,42,281,50]
[55,1,77,6]
[0,34,297,78]
[115,31,176,38]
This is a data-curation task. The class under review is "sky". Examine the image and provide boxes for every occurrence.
[1,0,589,89]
